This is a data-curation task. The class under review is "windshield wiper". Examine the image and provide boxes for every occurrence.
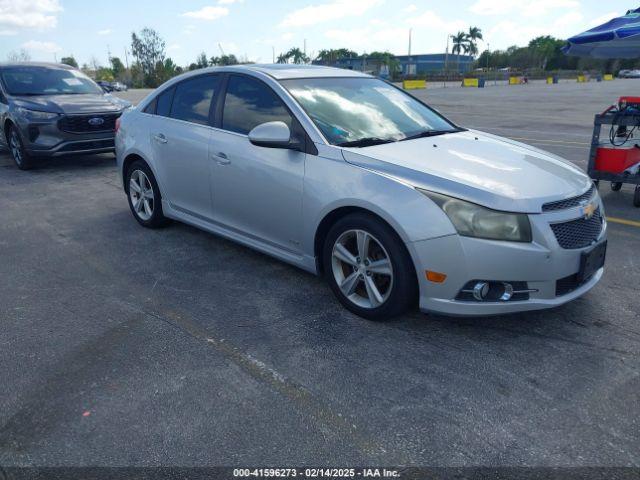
[400,129,461,142]
[337,137,397,148]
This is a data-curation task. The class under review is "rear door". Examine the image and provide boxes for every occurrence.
[148,74,220,220]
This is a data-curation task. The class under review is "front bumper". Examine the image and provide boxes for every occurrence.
[407,204,607,317]
[16,114,117,157]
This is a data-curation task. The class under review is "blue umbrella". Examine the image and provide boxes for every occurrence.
[563,8,640,58]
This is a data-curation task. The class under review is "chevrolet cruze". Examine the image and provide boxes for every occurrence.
[116,65,606,320]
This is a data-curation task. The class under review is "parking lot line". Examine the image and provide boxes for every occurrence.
[607,216,640,228]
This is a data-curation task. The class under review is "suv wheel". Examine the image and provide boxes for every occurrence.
[126,161,169,228]
[8,126,33,170]
[323,212,417,320]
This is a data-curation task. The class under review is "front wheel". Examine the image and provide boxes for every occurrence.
[323,213,417,321]
[126,161,169,228]
[8,126,34,170]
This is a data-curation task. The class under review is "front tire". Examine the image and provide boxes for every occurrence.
[126,160,169,228]
[322,213,417,321]
[8,126,34,170]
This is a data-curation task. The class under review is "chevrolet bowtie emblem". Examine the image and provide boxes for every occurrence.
[582,202,597,220]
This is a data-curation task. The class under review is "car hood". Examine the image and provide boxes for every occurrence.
[341,130,591,213]
[11,93,131,114]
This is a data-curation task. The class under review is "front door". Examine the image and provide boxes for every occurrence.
[210,74,305,253]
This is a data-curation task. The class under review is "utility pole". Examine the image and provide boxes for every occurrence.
[408,28,412,56]
[124,48,129,69]
[218,43,226,57]
[444,34,449,87]
[304,38,307,62]
[272,46,275,63]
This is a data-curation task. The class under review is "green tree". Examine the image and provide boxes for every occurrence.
[367,51,400,76]
[110,56,125,79]
[131,27,166,87]
[60,56,78,68]
[284,47,309,64]
[451,31,469,71]
[466,27,483,57]
[195,52,209,69]
[315,48,358,63]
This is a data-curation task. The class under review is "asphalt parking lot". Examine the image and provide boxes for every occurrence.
[1,80,638,467]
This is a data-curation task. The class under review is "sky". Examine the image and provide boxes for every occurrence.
[0,0,632,67]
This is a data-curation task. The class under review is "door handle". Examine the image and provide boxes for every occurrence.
[153,133,168,144]
[214,151,230,165]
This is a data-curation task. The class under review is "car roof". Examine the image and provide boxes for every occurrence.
[193,64,371,80]
[0,61,74,70]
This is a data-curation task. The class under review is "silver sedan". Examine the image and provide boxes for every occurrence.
[116,65,606,320]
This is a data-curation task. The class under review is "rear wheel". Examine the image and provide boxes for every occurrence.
[8,126,34,170]
[323,213,417,320]
[634,185,640,208]
[611,182,623,192]
[126,160,169,228]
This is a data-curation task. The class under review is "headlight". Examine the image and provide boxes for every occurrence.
[15,107,60,121]
[418,189,532,242]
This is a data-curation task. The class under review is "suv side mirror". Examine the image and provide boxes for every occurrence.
[248,121,297,149]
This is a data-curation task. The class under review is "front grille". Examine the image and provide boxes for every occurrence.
[556,273,593,296]
[59,113,120,133]
[58,139,115,152]
[550,208,603,249]
[542,185,595,212]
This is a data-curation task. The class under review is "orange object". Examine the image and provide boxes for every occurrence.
[594,145,640,174]
[426,271,447,283]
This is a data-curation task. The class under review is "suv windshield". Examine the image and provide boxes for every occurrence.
[0,66,103,96]
[281,77,459,146]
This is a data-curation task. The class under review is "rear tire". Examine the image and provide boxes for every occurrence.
[322,212,417,321]
[8,126,34,170]
[611,182,622,192]
[126,160,170,228]
[634,186,640,208]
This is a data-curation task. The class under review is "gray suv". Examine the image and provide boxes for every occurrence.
[0,62,131,170]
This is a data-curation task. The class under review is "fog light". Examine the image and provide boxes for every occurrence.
[499,282,514,301]
[472,282,490,301]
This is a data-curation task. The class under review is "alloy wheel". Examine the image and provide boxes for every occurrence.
[9,130,23,166]
[129,169,154,221]
[331,229,394,309]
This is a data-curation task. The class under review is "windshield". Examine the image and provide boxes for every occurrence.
[281,77,459,146]
[0,66,103,96]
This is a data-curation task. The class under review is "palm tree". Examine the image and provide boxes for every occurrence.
[285,47,309,64]
[467,26,483,58]
[451,31,469,71]
[276,52,289,64]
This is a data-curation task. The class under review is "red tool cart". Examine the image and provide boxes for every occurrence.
[587,97,640,207]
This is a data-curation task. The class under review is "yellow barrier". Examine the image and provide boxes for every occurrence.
[577,75,588,83]
[604,74,614,81]
[403,79,426,90]
[462,78,479,87]
[546,77,553,84]
[509,76,521,85]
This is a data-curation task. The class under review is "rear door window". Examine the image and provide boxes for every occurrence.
[156,86,175,117]
[169,75,219,125]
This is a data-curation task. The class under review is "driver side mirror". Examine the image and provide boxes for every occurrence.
[248,121,301,150]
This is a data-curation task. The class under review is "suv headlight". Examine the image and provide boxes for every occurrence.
[16,107,60,121]
[418,189,532,242]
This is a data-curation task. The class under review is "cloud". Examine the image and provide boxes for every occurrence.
[324,25,408,51]
[407,10,466,33]
[218,0,242,3]
[22,40,62,53]
[0,0,62,34]
[403,4,418,13]
[280,0,383,28]
[469,0,579,17]
[97,28,112,35]
[181,6,229,21]
[281,32,294,41]
[167,43,181,51]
